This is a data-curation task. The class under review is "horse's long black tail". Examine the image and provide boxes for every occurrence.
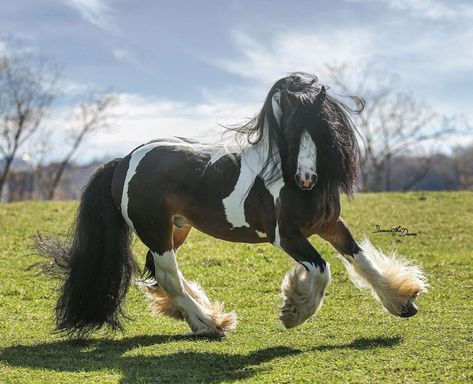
[36,159,138,338]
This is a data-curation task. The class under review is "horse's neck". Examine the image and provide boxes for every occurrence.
[240,134,282,182]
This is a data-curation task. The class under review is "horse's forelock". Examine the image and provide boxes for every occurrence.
[313,94,363,195]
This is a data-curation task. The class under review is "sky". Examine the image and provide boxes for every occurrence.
[0,0,472,161]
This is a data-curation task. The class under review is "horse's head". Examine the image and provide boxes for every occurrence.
[271,82,326,191]
[228,72,362,195]
[267,72,362,195]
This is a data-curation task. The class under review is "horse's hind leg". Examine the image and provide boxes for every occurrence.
[142,225,192,280]
[139,220,236,337]
[140,225,193,320]
[319,218,428,317]
[172,225,192,250]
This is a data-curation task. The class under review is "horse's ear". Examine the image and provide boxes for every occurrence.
[317,86,326,105]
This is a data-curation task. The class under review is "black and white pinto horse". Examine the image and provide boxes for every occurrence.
[38,73,427,338]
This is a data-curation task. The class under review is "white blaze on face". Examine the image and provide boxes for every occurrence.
[295,130,317,190]
[297,130,317,173]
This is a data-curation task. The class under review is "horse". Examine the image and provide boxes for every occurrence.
[37,72,427,338]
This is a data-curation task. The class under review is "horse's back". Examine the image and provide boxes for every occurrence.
[111,138,243,229]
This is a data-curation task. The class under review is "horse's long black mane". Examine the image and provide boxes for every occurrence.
[228,72,364,195]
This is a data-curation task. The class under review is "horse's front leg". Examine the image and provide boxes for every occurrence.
[275,223,331,329]
[319,218,428,317]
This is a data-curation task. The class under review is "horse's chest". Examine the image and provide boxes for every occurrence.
[279,190,341,235]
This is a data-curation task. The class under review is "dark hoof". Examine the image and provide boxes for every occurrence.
[399,302,418,318]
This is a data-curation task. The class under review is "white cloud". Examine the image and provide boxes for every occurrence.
[214,28,377,84]
[62,92,258,159]
[30,86,471,163]
[401,27,473,73]
[213,23,473,116]
[59,79,97,96]
[62,0,117,32]
[351,0,473,20]
[112,48,132,62]
[381,0,473,20]
[0,36,39,56]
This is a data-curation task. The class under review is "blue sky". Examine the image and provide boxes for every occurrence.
[1,0,472,159]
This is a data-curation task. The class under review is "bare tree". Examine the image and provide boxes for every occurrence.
[452,144,473,190]
[40,93,118,200]
[400,156,434,192]
[0,42,119,201]
[325,63,454,192]
[0,54,59,200]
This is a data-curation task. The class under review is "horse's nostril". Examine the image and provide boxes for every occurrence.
[295,171,318,190]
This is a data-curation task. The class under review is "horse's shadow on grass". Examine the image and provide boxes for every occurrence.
[0,335,402,383]
[313,336,403,352]
[0,335,299,383]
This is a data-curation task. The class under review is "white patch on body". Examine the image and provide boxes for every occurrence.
[208,143,239,165]
[221,139,285,236]
[121,142,160,232]
[120,138,229,232]
[221,145,265,228]
[222,92,286,235]
[267,178,284,247]
[297,130,317,173]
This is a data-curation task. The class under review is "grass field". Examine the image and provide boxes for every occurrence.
[0,192,472,383]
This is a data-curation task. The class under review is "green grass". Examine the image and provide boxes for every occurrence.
[0,192,472,383]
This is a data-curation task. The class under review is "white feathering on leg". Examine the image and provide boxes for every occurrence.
[137,274,237,335]
[180,277,237,334]
[341,237,428,316]
[279,262,331,329]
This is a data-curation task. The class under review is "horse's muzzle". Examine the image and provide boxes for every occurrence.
[295,170,318,190]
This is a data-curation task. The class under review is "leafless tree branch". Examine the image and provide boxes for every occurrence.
[0,52,60,200]
[325,63,458,191]
[43,93,118,199]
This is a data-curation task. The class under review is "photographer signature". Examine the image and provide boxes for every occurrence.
[373,225,417,237]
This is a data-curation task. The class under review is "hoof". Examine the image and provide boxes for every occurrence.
[399,302,418,318]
